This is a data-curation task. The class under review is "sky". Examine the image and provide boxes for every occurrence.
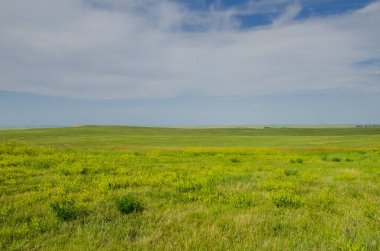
[0,0,379,126]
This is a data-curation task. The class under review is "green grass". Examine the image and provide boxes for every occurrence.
[0,126,379,250]
[1,125,380,147]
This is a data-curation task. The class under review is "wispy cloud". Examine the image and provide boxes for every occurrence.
[0,0,379,99]
[272,3,302,26]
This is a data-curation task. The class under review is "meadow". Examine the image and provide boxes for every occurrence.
[0,126,379,250]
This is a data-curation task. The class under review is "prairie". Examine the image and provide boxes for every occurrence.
[0,126,379,250]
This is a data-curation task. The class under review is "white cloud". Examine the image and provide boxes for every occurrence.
[0,0,379,99]
[272,3,302,26]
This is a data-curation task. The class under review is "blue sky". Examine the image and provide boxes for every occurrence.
[0,0,379,126]
[180,0,376,27]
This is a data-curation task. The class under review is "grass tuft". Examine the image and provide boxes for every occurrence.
[271,191,303,208]
[80,167,89,175]
[290,158,303,164]
[51,199,79,221]
[284,168,298,176]
[230,157,241,163]
[331,157,341,162]
[116,195,143,214]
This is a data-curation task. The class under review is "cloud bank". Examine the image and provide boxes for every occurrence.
[0,0,379,99]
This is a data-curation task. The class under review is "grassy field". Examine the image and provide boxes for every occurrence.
[1,126,379,250]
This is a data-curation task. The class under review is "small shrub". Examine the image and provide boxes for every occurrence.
[345,158,354,162]
[230,157,241,163]
[290,158,303,164]
[284,169,298,176]
[272,191,303,208]
[62,169,71,176]
[116,195,143,214]
[51,199,78,221]
[80,167,89,175]
[331,157,341,162]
